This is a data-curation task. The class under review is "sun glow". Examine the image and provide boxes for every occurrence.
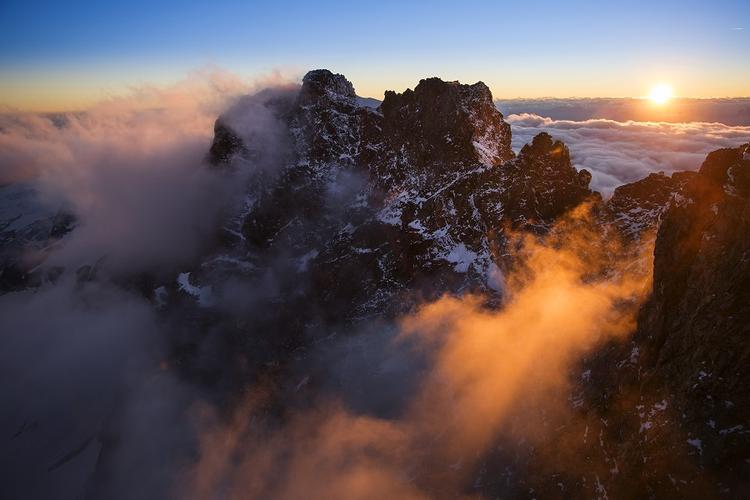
[649,84,673,105]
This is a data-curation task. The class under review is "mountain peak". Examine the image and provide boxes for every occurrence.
[412,77,493,101]
[379,76,513,167]
[299,69,356,102]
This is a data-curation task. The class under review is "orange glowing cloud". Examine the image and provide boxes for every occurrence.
[180,204,655,499]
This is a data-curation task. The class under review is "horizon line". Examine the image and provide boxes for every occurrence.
[6,95,750,115]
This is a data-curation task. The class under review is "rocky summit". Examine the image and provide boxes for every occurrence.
[201,70,594,321]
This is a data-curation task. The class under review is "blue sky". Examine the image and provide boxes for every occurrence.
[1,0,748,110]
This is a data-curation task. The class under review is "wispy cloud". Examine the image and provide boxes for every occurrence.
[0,69,297,275]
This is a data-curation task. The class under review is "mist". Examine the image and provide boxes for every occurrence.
[0,69,299,500]
[0,69,302,275]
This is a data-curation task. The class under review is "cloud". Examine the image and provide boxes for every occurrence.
[0,69,301,500]
[0,277,161,499]
[507,113,750,196]
[0,68,297,276]
[497,98,750,125]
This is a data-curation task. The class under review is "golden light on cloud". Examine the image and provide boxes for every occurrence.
[649,83,673,105]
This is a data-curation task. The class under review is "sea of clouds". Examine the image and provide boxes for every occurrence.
[506,113,750,196]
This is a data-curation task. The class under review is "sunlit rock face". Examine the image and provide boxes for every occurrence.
[634,143,750,485]
[559,142,750,499]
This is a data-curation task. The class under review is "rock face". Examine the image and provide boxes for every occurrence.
[560,143,750,499]
[500,132,596,225]
[627,143,750,496]
[641,144,750,387]
[377,77,513,169]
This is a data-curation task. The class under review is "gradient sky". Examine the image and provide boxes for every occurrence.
[1,0,748,111]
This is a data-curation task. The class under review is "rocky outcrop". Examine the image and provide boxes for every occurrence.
[208,119,247,164]
[497,132,596,226]
[606,170,697,240]
[149,70,603,406]
[298,69,356,102]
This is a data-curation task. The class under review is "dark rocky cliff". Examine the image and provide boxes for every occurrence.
[555,143,750,499]
[626,143,750,497]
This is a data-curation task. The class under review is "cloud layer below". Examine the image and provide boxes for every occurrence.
[498,98,750,126]
[507,113,750,195]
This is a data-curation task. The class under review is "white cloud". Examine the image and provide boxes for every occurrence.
[508,113,750,196]
[0,69,296,275]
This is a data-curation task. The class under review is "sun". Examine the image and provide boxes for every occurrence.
[649,84,673,105]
